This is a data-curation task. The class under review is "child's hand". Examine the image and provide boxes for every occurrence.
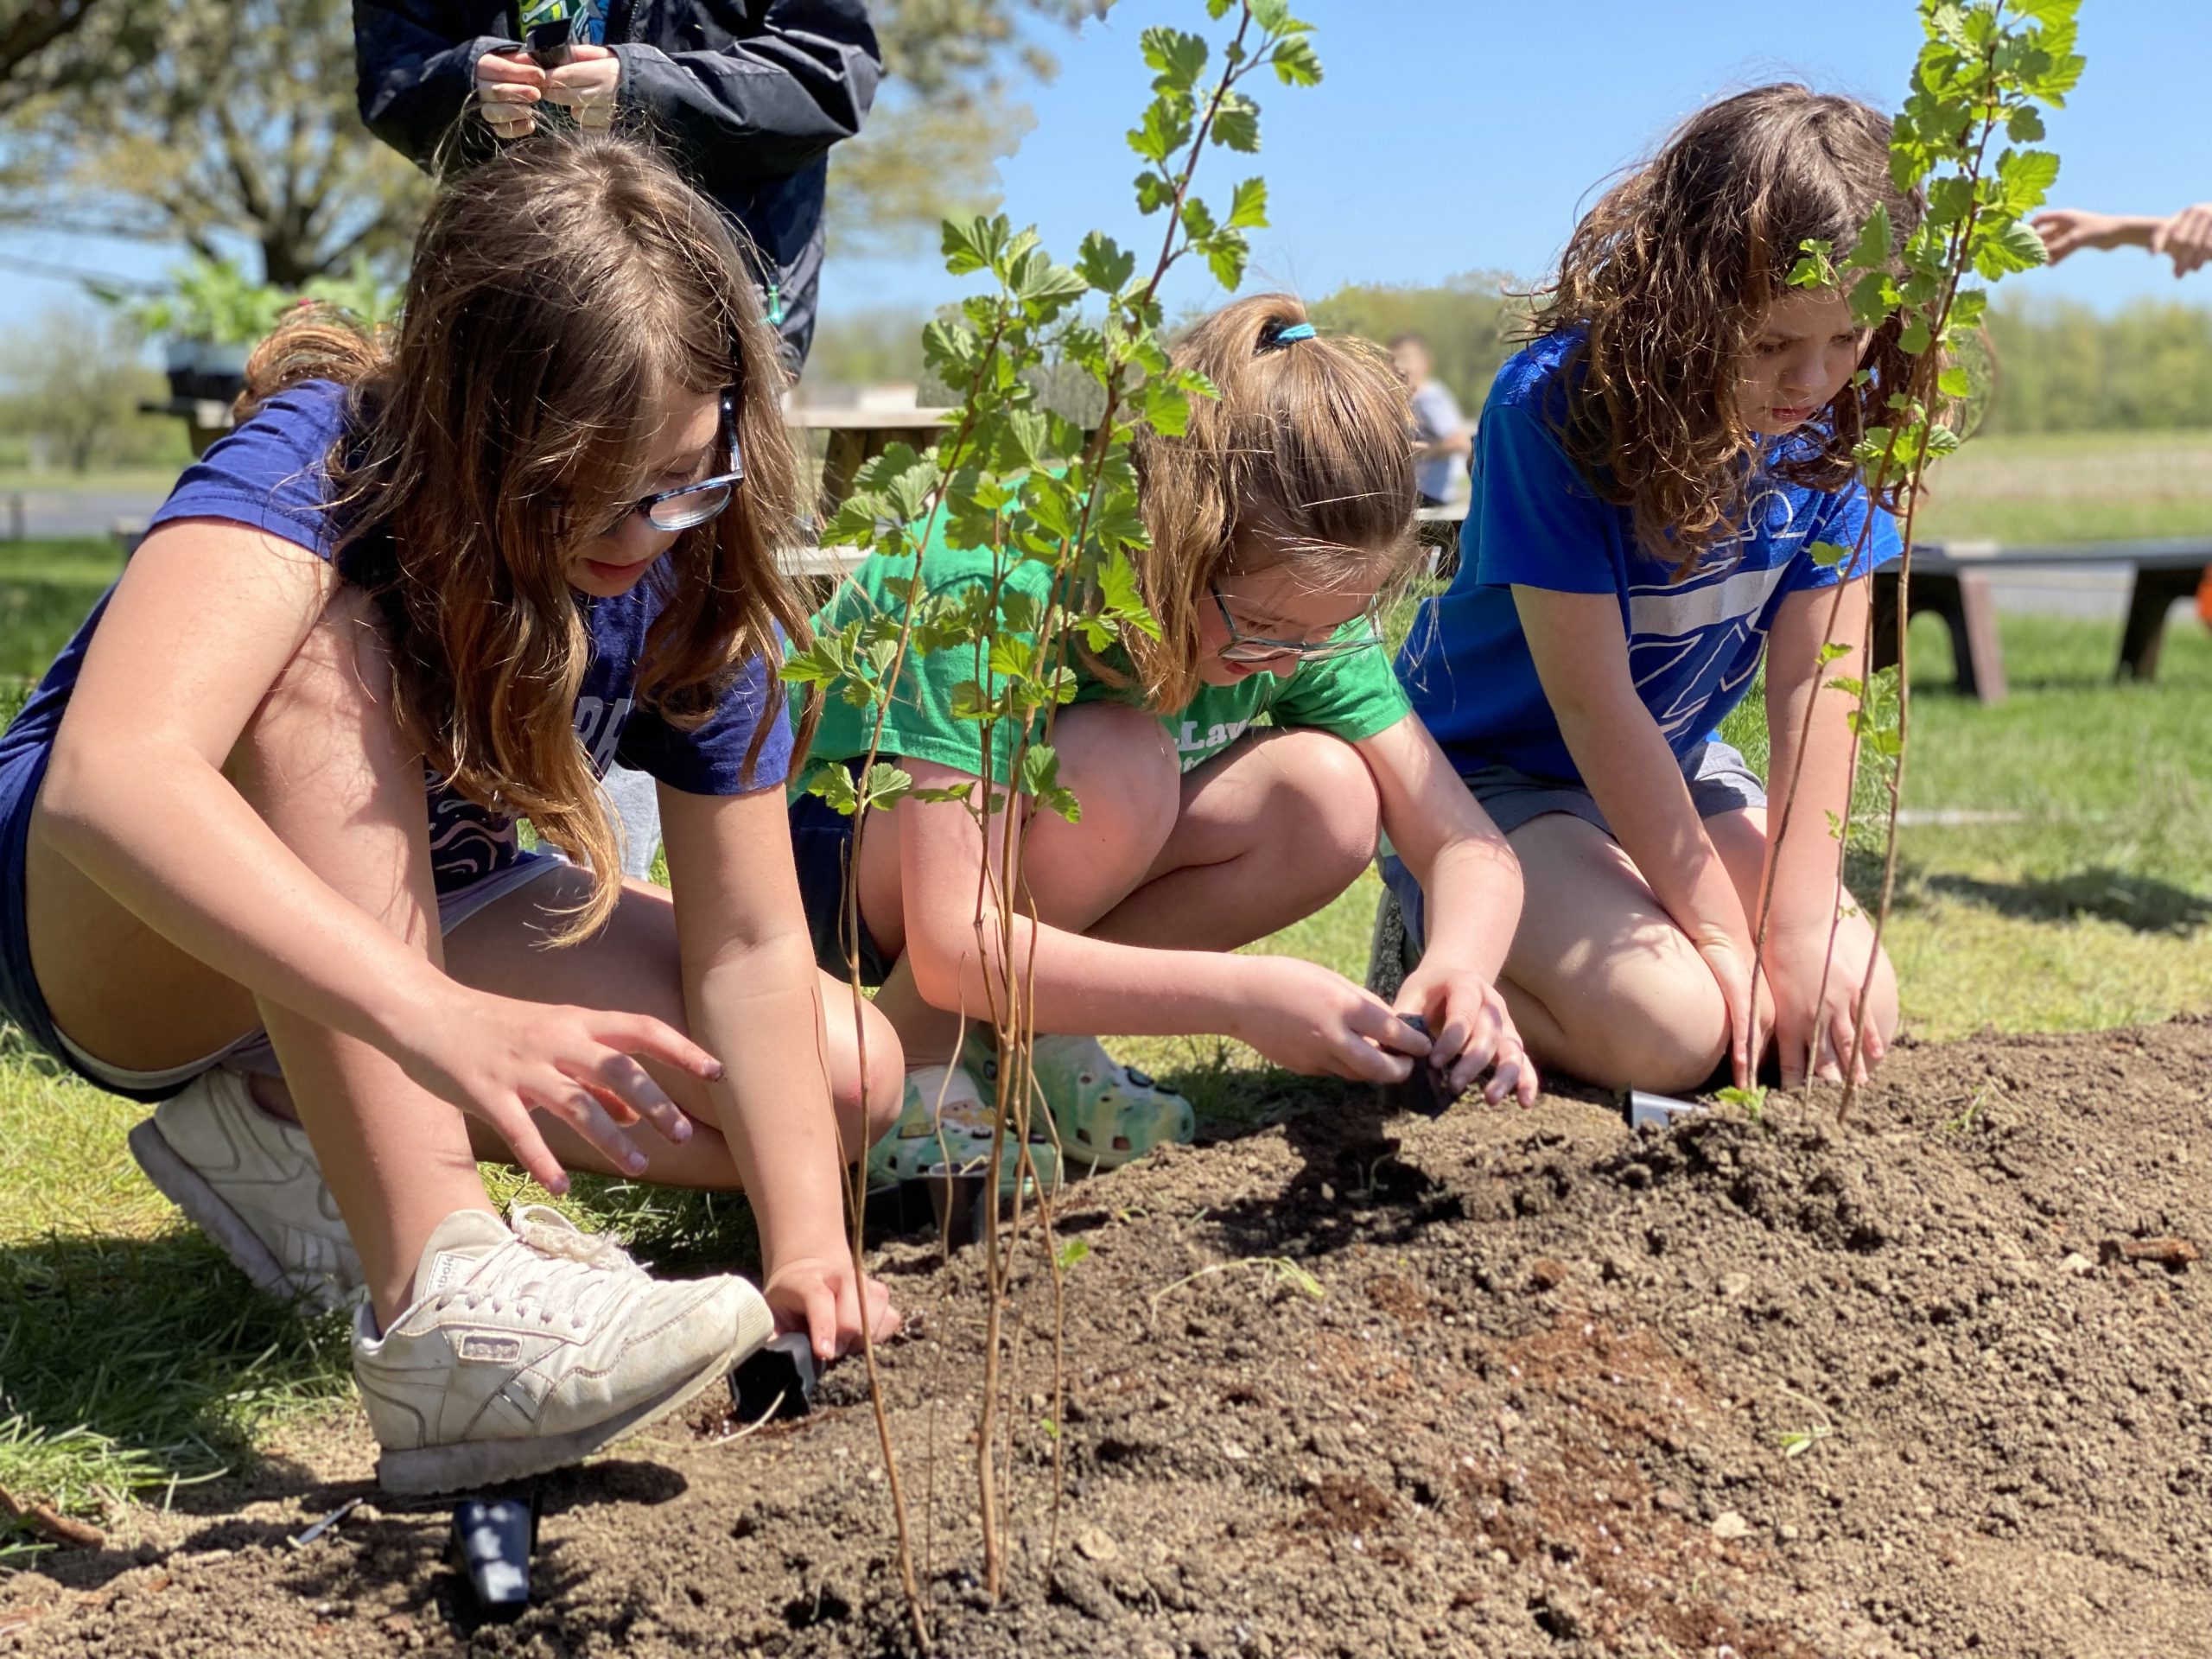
[1692,931,1770,1092]
[395,987,718,1194]
[764,1250,903,1363]
[1763,926,1886,1088]
[2153,203,2212,277]
[1231,957,1429,1084]
[474,48,545,140]
[544,44,620,130]
[1392,958,1538,1106]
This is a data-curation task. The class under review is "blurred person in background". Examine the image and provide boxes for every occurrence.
[1390,332,1471,510]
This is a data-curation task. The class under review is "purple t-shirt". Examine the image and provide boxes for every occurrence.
[0,378,791,893]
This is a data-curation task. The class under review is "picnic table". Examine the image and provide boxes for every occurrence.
[787,404,953,519]
[1873,538,2211,704]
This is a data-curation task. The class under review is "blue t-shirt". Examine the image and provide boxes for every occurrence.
[1399,333,1901,784]
[0,379,791,894]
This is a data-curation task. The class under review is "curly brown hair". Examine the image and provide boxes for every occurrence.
[1531,84,1921,579]
[241,131,808,943]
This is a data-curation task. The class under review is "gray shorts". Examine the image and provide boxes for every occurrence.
[1466,738,1766,838]
[1378,740,1765,952]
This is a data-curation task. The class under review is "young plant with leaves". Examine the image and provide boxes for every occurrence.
[781,0,1333,1606]
[1761,0,2080,1110]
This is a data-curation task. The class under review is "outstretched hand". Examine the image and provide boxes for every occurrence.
[396,987,720,1193]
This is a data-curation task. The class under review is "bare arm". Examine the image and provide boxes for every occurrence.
[1358,712,1535,1102]
[659,781,894,1357]
[890,758,1421,1083]
[1513,585,1764,1084]
[38,519,716,1185]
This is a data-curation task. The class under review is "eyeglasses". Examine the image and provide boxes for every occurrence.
[1211,584,1383,666]
[606,391,746,534]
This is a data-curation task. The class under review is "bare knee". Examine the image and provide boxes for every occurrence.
[1548,951,1729,1093]
[824,983,905,1159]
[1051,702,1181,867]
[1250,732,1381,908]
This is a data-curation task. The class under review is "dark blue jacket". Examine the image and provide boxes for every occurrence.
[353,1,881,372]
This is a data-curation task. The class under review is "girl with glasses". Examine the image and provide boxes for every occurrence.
[791,296,1536,1193]
[0,132,901,1494]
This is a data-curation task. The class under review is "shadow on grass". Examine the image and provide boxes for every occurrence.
[1922,866,2212,935]
[0,1229,354,1539]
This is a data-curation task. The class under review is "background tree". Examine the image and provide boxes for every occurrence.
[830,0,1107,257]
[0,0,429,287]
[1,0,1103,289]
[0,0,163,118]
[0,304,170,471]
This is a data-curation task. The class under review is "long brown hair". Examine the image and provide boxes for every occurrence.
[242,131,808,941]
[1123,294,1419,711]
[1532,84,1921,577]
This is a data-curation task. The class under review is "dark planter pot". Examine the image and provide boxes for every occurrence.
[162,340,251,405]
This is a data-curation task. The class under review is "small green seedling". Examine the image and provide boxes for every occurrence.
[1779,1423,1834,1459]
[1054,1238,1092,1272]
[1715,1085,1770,1125]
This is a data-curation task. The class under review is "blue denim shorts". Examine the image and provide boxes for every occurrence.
[0,743,563,1102]
[788,786,890,987]
[1380,738,1766,952]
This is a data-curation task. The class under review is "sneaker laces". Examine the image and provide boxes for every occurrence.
[445,1211,649,1333]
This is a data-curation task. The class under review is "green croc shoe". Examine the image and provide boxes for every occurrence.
[965,1033,1195,1173]
[865,1063,1061,1197]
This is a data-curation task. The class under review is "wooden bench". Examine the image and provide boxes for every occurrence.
[1872,538,2211,705]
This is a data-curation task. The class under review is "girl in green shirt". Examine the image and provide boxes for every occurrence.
[791,296,1535,1184]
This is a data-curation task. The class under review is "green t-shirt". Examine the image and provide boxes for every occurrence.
[795,538,1410,789]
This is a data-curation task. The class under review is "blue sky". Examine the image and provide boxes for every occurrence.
[3,1,2206,327]
[823,0,2212,321]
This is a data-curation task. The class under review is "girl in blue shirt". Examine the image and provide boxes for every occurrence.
[0,134,898,1493]
[1392,84,1910,1096]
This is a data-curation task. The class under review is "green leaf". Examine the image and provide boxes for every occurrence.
[1143,378,1192,437]
[1898,316,1933,356]
[1201,230,1249,290]
[1807,541,1855,569]
[1269,35,1322,86]
[1226,177,1268,231]
[1134,170,1173,216]
[1845,202,1893,272]
[1018,742,1062,801]
[1976,217,2051,277]
[860,762,914,812]
[1076,231,1136,296]
[1816,641,1851,665]
[1127,97,1192,166]
[1141,26,1208,92]
[949,679,995,721]
[2006,106,2046,143]
[1210,92,1260,153]
[1179,196,1218,242]
[1055,1238,1092,1271]
[804,761,859,815]
[941,214,1005,276]
[1937,365,1972,399]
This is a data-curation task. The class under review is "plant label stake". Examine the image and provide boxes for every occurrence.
[730,1332,822,1423]
[1382,1014,1454,1119]
[449,1490,538,1619]
[1624,1090,1707,1134]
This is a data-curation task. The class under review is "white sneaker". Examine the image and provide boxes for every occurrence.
[354,1205,773,1495]
[127,1068,364,1313]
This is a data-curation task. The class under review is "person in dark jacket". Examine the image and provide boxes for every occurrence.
[354,1,882,375]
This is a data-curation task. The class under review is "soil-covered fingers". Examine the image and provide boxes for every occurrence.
[1337,994,1424,1084]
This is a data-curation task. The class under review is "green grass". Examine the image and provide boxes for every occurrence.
[3,466,2212,1555]
[1916,427,2212,544]
[0,537,123,687]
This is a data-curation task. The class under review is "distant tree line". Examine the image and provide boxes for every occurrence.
[811,275,2212,440]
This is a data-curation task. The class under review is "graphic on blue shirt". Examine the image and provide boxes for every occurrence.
[0,380,792,896]
[1398,332,1901,785]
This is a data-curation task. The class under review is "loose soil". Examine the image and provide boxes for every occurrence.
[7,1020,2212,1658]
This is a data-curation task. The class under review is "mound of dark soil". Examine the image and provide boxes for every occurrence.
[8,1021,2212,1658]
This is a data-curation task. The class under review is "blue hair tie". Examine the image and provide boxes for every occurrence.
[1273,321,1317,343]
